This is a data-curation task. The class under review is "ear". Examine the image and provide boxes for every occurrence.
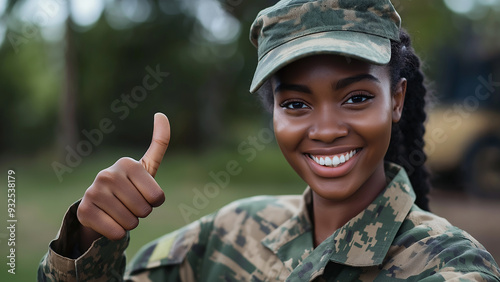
[392,78,407,123]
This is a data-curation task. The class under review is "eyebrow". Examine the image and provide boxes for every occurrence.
[335,74,380,90]
[274,83,311,94]
[274,73,381,94]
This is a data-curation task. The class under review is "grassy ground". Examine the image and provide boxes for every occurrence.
[0,143,305,281]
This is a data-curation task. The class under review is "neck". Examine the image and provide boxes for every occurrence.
[311,164,387,247]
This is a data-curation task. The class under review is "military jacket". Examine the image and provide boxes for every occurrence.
[39,163,500,281]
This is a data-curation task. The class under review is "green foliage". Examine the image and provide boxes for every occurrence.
[0,38,59,155]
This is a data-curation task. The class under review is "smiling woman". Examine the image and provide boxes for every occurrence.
[38,0,500,281]
[271,56,403,244]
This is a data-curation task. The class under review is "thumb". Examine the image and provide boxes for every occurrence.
[140,113,170,178]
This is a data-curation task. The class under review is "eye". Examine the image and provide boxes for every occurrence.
[345,93,374,104]
[280,101,309,109]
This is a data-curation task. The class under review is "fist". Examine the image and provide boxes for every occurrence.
[77,113,170,242]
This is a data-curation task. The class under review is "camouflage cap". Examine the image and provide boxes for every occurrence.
[249,0,401,93]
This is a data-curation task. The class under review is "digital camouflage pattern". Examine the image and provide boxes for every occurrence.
[38,163,500,281]
[249,0,402,93]
[38,201,128,281]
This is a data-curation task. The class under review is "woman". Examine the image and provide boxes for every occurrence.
[39,0,500,281]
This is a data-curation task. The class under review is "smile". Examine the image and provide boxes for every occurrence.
[308,149,360,168]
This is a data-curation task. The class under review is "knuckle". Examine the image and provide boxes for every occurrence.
[115,157,133,165]
[114,157,138,171]
[95,170,116,184]
[84,184,103,202]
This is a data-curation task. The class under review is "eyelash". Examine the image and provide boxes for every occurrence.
[344,93,374,104]
[279,93,374,110]
[280,100,309,109]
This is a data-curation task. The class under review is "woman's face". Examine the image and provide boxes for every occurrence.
[272,55,405,202]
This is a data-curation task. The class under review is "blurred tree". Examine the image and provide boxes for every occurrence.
[59,0,78,155]
[0,0,60,157]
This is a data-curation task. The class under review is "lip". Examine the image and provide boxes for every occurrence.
[306,145,361,156]
[304,147,362,178]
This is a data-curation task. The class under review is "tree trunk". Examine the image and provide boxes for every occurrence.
[57,6,78,158]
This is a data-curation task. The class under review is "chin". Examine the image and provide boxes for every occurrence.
[308,178,361,202]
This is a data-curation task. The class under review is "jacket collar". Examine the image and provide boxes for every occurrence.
[262,163,416,277]
[261,187,314,272]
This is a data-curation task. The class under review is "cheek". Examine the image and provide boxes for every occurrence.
[350,103,393,151]
[273,110,307,151]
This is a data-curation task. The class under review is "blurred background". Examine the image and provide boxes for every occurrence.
[0,0,499,280]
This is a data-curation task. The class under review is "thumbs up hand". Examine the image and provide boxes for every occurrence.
[77,113,170,249]
[141,113,170,178]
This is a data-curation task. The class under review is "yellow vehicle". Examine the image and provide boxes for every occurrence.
[424,106,500,197]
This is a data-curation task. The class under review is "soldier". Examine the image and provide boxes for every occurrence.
[39,0,500,281]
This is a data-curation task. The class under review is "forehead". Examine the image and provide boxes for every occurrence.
[274,55,389,82]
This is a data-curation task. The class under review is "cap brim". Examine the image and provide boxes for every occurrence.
[250,30,391,93]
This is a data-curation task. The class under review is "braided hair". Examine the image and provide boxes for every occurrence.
[256,29,431,211]
[386,29,431,211]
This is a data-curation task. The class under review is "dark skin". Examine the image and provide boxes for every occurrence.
[272,55,406,246]
[76,55,405,252]
[77,113,170,251]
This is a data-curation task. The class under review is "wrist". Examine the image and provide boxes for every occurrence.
[79,225,102,253]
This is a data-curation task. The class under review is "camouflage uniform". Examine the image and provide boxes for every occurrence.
[38,163,500,281]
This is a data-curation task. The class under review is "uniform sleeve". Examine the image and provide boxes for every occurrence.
[38,200,218,281]
[403,231,500,282]
[421,237,500,282]
[37,201,129,281]
[386,209,500,282]
[124,212,217,281]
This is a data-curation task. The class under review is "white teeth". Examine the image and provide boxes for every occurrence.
[310,149,359,168]
[325,157,332,166]
[332,156,340,166]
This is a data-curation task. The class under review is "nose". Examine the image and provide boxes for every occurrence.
[308,110,348,143]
